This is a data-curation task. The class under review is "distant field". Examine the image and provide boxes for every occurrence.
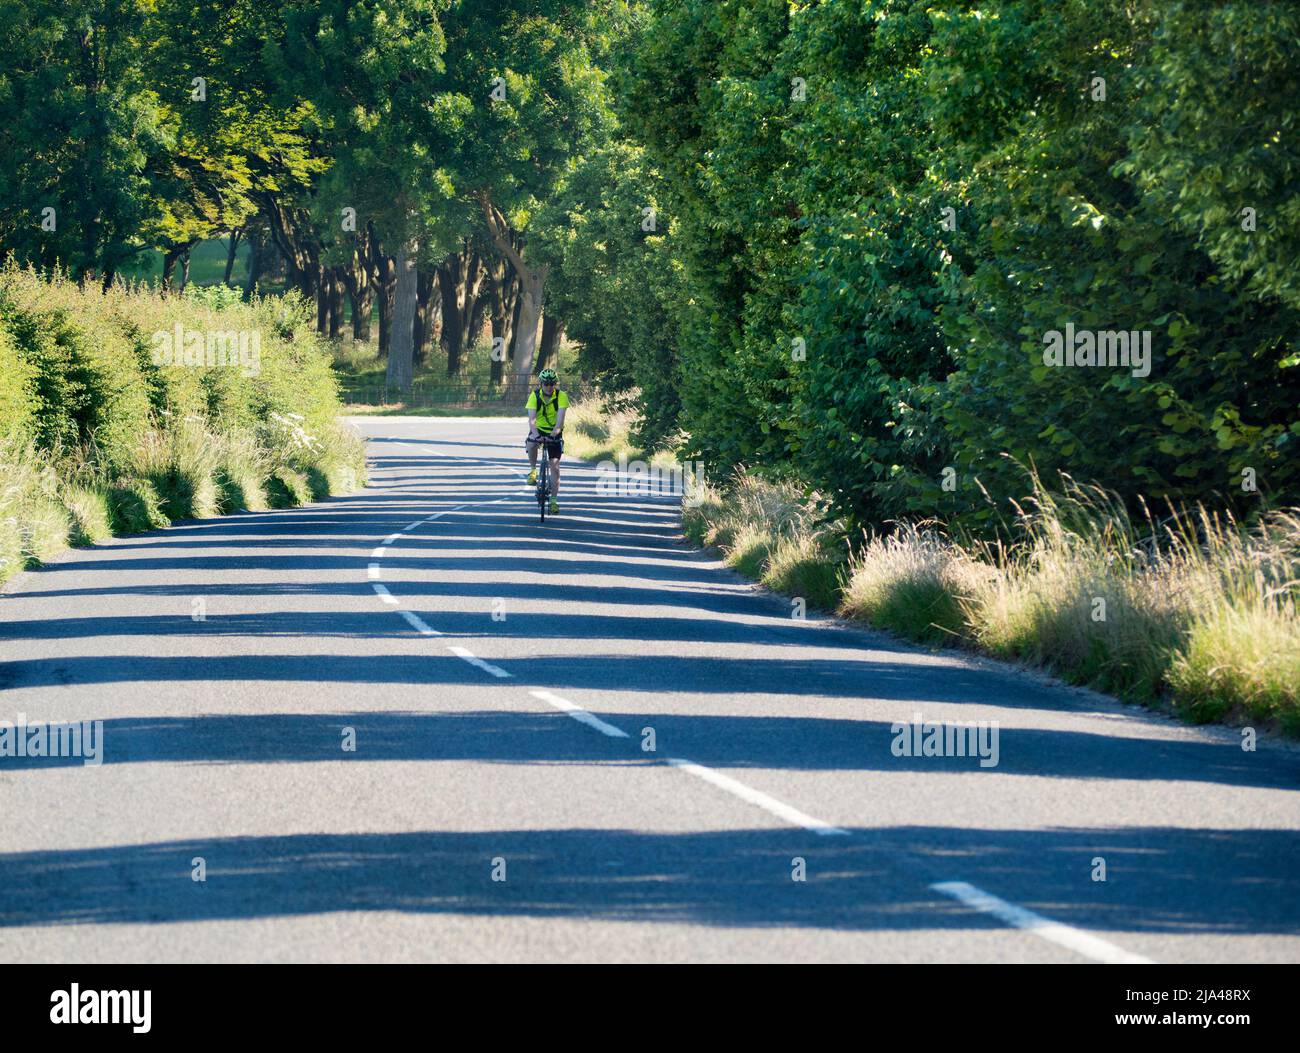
[121,236,251,287]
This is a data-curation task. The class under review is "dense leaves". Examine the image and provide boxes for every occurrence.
[1,0,1296,526]
[614,0,1300,528]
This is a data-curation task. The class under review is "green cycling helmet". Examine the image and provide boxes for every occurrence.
[538,368,558,384]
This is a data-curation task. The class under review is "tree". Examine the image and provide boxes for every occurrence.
[0,0,163,281]
[438,0,620,377]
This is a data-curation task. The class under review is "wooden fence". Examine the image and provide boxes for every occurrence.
[341,372,595,413]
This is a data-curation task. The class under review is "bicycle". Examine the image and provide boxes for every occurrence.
[528,432,563,522]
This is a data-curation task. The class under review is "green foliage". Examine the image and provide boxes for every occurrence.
[0,0,164,279]
[931,0,1300,522]
[536,142,686,448]
[0,321,37,441]
[267,466,313,508]
[613,0,1300,531]
[62,483,115,545]
[107,478,170,533]
[1124,3,1300,313]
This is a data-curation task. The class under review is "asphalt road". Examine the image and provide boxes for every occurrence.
[1,416,1297,963]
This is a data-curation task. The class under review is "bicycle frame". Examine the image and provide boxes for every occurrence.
[531,434,562,522]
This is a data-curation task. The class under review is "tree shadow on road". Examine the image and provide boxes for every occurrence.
[2,708,1294,792]
[1,823,1296,939]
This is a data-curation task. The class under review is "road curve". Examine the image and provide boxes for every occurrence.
[1,416,1297,963]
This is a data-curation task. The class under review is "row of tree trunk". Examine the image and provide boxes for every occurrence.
[231,197,561,388]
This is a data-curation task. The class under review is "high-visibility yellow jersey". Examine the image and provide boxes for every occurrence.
[526,389,568,433]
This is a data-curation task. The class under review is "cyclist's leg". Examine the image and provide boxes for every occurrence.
[549,442,562,496]
[527,430,547,485]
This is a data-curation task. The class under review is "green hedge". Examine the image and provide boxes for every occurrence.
[0,265,367,583]
[616,0,1300,533]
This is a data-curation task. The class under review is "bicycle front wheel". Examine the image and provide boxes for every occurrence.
[538,454,549,522]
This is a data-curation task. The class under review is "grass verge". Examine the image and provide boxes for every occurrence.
[683,469,1300,736]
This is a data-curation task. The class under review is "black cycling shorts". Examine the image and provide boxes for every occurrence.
[532,432,563,459]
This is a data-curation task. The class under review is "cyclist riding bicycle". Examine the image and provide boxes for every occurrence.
[525,367,567,514]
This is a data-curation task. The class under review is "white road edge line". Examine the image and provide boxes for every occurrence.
[930,881,1154,964]
[666,758,850,837]
[447,645,511,679]
[371,583,398,605]
[398,609,440,636]
[530,690,630,738]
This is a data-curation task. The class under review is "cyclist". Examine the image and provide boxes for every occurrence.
[525,367,567,514]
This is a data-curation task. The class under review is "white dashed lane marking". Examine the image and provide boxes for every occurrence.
[398,609,440,636]
[931,881,1153,964]
[362,434,1154,964]
[530,690,630,738]
[665,758,850,837]
[447,645,511,679]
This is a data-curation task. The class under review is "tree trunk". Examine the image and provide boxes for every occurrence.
[512,278,544,376]
[437,257,462,376]
[345,228,377,341]
[259,193,320,303]
[537,313,564,373]
[377,255,396,360]
[488,263,519,386]
[508,292,525,390]
[436,246,487,377]
[265,238,286,285]
[224,230,242,285]
[477,194,548,378]
[340,226,377,340]
[328,267,345,339]
[161,249,179,292]
[468,286,490,354]
[243,227,266,300]
[178,251,192,291]
[386,240,419,392]
[316,262,331,334]
[350,281,374,341]
[428,282,443,348]
[414,270,435,367]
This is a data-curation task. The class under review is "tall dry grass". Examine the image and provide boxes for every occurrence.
[684,469,846,610]
[688,468,1300,734]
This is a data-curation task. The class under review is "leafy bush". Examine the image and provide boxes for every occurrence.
[61,483,115,545]
[267,467,313,508]
[134,420,221,521]
[107,478,170,533]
